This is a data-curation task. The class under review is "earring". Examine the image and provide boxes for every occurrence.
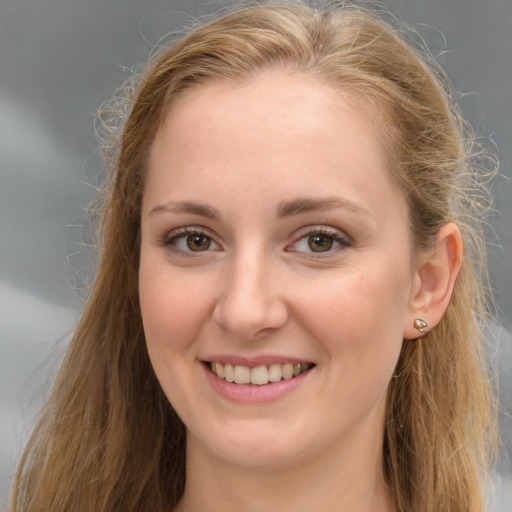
[413,318,428,333]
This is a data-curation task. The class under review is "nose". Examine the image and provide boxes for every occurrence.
[212,250,288,340]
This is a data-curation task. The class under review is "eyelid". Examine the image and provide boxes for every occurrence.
[286,225,351,256]
[161,225,222,256]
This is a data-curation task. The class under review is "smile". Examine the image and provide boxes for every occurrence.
[208,362,314,386]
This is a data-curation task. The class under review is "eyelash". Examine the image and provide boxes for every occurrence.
[286,226,351,257]
[161,227,221,257]
[160,226,351,257]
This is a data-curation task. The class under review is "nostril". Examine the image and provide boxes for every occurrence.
[212,295,288,340]
[211,264,288,338]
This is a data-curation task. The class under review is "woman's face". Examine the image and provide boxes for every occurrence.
[139,71,419,470]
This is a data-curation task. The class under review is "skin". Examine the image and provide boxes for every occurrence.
[139,71,462,512]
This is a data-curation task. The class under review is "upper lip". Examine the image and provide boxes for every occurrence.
[201,355,313,368]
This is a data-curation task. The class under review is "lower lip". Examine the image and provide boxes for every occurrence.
[203,364,313,403]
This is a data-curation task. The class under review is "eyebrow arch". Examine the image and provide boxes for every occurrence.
[149,200,222,220]
[277,196,372,218]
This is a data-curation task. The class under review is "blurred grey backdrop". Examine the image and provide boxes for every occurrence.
[1,0,511,508]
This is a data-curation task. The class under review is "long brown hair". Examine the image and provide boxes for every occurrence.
[11,2,496,511]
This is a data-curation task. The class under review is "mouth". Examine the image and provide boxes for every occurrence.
[205,361,315,386]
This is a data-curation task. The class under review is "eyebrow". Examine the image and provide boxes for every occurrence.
[149,200,222,220]
[276,196,372,218]
[148,196,372,220]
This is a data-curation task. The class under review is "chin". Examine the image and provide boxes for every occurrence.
[189,418,314,470]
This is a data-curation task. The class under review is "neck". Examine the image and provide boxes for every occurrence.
[174,426,394,512]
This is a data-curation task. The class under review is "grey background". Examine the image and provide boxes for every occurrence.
[1,0,511,509]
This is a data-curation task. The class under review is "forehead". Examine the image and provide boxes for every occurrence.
[164,70,390,138]
[144,70,405,226]
[150,71,388,170]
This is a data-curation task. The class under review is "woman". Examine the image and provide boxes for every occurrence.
[10,2,497,511]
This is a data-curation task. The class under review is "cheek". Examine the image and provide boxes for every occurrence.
[139,261,215,354]
[139,263,217,410]
[296,264,410,373]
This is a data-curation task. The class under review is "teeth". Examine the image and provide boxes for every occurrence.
[251,365,269,385]
[268,363,282,382]
[210,361,313,385]
[224,363,234,383]
[282,363,293,380]
[215,362,224,379]
[234,365,251,384]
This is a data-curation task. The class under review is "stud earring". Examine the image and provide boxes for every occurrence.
[413,318,428,333]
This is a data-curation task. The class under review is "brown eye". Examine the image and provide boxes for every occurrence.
[164,228,221,255]
[186,234,211,251]
[287,228,348,256]
[308,234,334,252]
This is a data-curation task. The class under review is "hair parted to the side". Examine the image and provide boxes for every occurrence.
[10,2,497,511]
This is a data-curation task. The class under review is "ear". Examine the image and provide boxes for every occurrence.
[404,222,463,340]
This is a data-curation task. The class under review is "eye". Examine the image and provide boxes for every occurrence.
[163,227,221,255]
[287,227,350,256]
[305,233,337,253]
[183,233,212,252]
